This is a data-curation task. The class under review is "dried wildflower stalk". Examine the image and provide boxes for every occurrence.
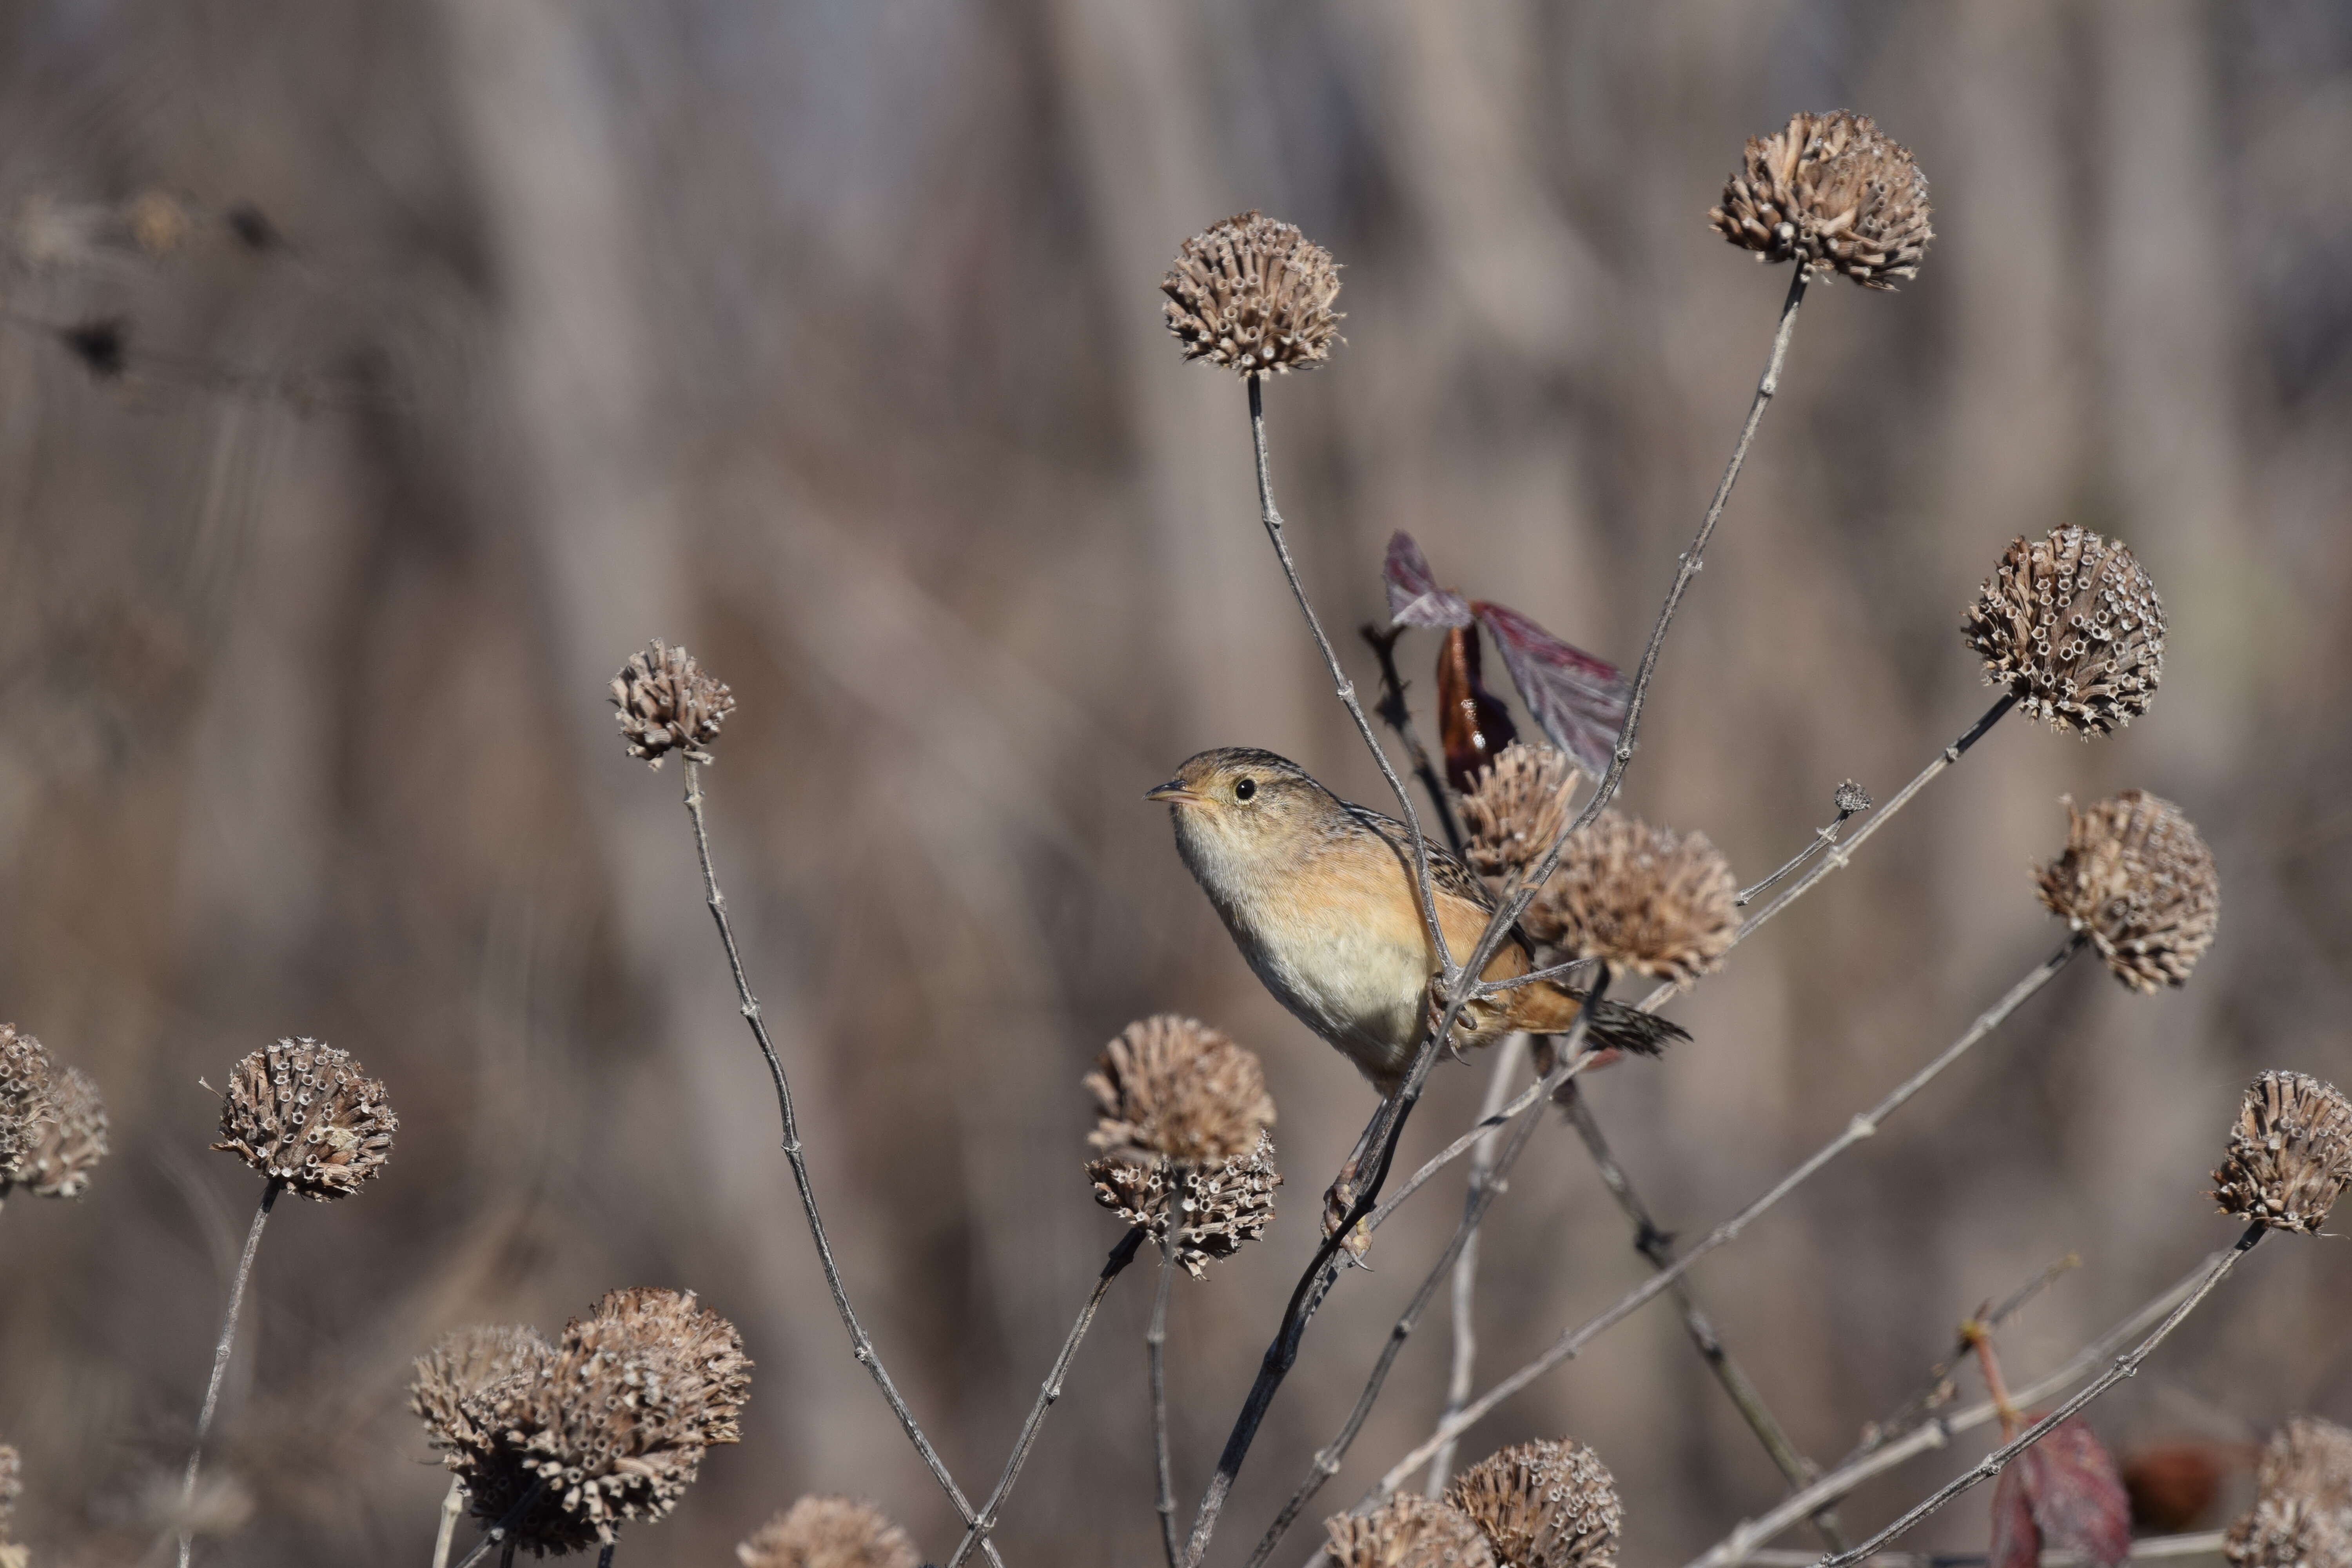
[1965,529,2166,738]
[2225,1417,2352,1568]
[1325,1493,1495,1568]
[2034,791,2219,992]
[739,1496,921,1568]
[1086,1015,1274,1165]
[1710,111,1933,288]
[1163,211,1343,376]
[1525,811,1738,985]
[661,715,999,1566]
[413,1290,750,1555]
[2212,1072,2352,1234]
[1447,1439,1621,1568]
[612,639,735,768]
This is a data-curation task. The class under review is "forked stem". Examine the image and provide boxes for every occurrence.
[680,761,1001,1568]
[178,1178,280,1568]
[944,1227,1148,1568]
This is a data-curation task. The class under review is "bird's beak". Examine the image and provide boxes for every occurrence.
[1146,780,1206,804]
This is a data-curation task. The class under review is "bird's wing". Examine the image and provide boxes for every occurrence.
[1340,802,1500,913]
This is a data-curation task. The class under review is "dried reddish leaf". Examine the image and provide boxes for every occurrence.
[1436,626,1517,793]
[1991,1416,2133,1568]
[1383,532,1474,629]
[1470,600,1628,777]
[2121,1443,2226,1533]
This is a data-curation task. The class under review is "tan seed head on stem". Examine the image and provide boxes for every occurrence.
[1525,812,1738,985]
[2212,1073,2352,1235]
[736,1496,920,1568]
[613,639,736,768]
[2034,791,2218,991]
[212,1038,395,1200]
[2224,1416,2352,1568]
[1325,1492,1497,1568]
[1710,111,1933,288]
[1965,528,2165,737]
[1447,1438,1622,1568]
[1162,211,1343,376]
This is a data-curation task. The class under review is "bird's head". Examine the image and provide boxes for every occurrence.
[1147,747,1338,880]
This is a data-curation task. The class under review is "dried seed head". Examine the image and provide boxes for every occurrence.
[1086,1015,1275,1165]
[1964,529,2166,737]
[1524,811,1739,985]
[1461,743,1584,880]
[416,1290,751,1554]
[1088,1131,1281,1279]
[0,1025,56,1189]
[2035,791,2218,991]
[1162,211,1343,376]
[1447,1438,1622,1568]
[736,1497,921,1568]
[1326,1494,1498,1568]
[2212,1073,2352,1236]
[212,1038,396,1200]
[1709,111,1933,289]
[612,639,736,768]
[1834,780,1873,815]
[2225,1417,2352,1568]
[11,1065,109,1199]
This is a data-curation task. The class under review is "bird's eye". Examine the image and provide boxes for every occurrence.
[1233,777,1257,802]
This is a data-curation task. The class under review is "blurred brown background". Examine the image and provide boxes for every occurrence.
[3,2,2350,1564]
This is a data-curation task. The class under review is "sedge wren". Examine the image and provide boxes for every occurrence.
[1149,746,1683,1098]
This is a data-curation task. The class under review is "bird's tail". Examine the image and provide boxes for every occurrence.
[1504,981,1689,1057]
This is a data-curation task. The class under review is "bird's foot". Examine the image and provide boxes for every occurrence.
[1322,1176,1373,1262]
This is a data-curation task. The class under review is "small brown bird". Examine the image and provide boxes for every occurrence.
[1149,746,1683,1098]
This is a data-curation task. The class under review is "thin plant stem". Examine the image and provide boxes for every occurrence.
[1740,1532,2226,1568]
[1558,1083,1846,1550]
[1736,801,1872,907]
[177,1178,280,1568]
[432,1480,466,1568]
[1247,1004,1601,1568]
[680,761,1002,1568]
[1152,1213,1185,1568]
[597,1546,615,1568]
[1688,1251,2219,1568]
[1375,934,2087,1497]
[1194,275,1807,1566]
[1360,623,1468,860]
[1820,1228,2267,1568]
[1426,1034,1528,1497]
[946,1228,1149,1568]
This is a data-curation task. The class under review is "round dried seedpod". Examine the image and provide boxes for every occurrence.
[2224,1417,2352,1568]
[1460,743,1583,881]
[1162,211,1343,376]
[1963,528,2166,737]
[11,1065,109,1199]
[2212,1073,2352,1236]
[1326,1493,1497,1568]
[1833,780,1873,815]
[1524,811,1738,985]
[1086,1015,1275,1166]
[0,1024,56,1187]
[211,1038,396,1200]
[2034,791,2218,991]
[612,639,736,768]
[1447,1438,1622,1568]
[736,1496,920,1568]
[1088,1131,1281,1279]
[1709,111,1933,289]
[424,1289,751,1555]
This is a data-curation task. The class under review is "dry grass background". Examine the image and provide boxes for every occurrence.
[2,2,2350,1563]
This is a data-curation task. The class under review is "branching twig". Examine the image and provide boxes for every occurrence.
[1558,1083,1847,1551]
[1426,1034,1528,1496]
[1737,795,1874,907]
[946,1227,1149,1568]
[1819,1227,2267,1568]
[1360,623,1468,861]
[1686,1248,2222,1568]
[178,1178,281,1568]
[1855,1253,2080,1459]
[681,761,1001,1568]
[1741,1532,2226,1568]
[1374,933,2087,1496]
